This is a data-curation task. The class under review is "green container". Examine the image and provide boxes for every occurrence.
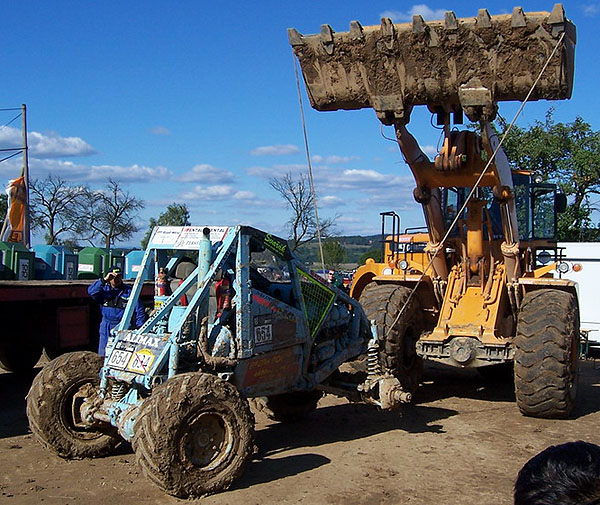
[0,242,34,280]
[77,247,108,279]
[108,250,125,272]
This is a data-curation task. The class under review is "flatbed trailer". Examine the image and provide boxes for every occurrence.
[0,280,154,373]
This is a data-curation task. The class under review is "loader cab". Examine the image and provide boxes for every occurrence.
[439,174,565,243]
[513,172,565,241]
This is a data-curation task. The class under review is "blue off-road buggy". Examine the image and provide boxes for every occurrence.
[26,226,411,498]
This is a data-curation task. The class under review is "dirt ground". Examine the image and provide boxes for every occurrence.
[1,360,599,505]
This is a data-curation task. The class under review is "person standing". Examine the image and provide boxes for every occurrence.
[88,266,146,356]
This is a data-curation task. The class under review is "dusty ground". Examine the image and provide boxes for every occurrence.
[1,360,599,505]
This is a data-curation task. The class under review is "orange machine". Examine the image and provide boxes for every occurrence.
[290,5,579,418]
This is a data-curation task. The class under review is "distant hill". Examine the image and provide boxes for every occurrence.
[294,234,380,267]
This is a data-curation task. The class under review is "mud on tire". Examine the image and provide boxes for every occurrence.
[132,373,254,498]
[514,289,579,419]
[26,351,120,458]
[359,282,423,393]
[252,390,323,423]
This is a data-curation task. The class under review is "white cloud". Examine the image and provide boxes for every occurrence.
[381,4,448,22]
[0,156,171,183]
[233,190,257,200]
[0,126,95,157]
[179,184,257,201]
[149,126,171,136]
[312,154,359,164]
[422,145,438,157]
[583,3,600,16]
[250,144,300,156]
[246,163,307,178]
[181,185,234,200]
[177,163,235,183]
[320,195,345,207]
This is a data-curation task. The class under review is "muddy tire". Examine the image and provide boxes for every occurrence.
[252,390,323,423]
[132,373,254,498]
[359,283,423,393]
[514,289,579,419]
[26,351,120,458]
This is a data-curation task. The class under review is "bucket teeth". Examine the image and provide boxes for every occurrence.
[445,11,458,30]
[320,24,335,55]
[350,20,364,40]
[548,3,566,24]
[287,28,303,47]
[511,7,527,28]
[412,15,426,34]
[381,17,395,49]
[476,9,492,28]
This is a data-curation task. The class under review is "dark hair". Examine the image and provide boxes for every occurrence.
[514,441,600,505]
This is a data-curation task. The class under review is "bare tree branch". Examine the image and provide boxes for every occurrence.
[269,172,336,251]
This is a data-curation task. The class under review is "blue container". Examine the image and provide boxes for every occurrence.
[125,250,153,280]
[33,245,79,280]
[33,245,62,280]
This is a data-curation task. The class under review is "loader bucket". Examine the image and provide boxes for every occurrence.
[288,4,576,123]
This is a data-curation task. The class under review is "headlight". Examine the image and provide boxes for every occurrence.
[382,267,393,275]
[536,250,552,265]
[557,262,570,274]
[398,260,409,271]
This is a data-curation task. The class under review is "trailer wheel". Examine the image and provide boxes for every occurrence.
[514,289,579,418]
[359,282,423,393]
[26,351,120,458]
[0,337,43,373]
[132,373,254,498]
[252,390,323,423]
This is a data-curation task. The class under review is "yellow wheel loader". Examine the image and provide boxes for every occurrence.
[289,5,579,418]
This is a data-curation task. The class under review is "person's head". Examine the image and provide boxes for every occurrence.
[105,266,123,288]
[328,270,335,280]
[514,441,600,505]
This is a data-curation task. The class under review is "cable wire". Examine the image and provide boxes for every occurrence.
[293,52,326,275]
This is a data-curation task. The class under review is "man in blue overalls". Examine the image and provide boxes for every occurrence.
[88,266,147,356]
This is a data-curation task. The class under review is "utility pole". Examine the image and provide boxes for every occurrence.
[21,104,30,247]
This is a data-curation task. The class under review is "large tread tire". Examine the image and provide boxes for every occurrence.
[359,282,423,393]
[26,351,120,458]
[514,289,579,419]
[252,390,323,423]
[132,373,254,498]
[0,337,43,373]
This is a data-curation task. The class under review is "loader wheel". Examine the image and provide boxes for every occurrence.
[252,390,323,423]
[359,283,423,393]
[514,289,579,419]
[26,351,120,458]
[132,373,254,498]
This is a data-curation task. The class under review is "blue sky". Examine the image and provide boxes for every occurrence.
[1,1,599,246]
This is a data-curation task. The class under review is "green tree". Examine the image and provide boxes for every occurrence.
[323,240,346,270]
[0,193,7,221]
[83,179,145,248]
[498,110,600,241]
[358,248,382,265]
[141,203,191,249]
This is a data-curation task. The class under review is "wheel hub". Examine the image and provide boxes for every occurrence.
[185,413,230,469]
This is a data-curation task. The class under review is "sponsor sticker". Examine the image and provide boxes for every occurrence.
[127,349,155,374]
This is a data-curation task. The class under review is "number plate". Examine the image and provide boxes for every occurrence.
[254,324,273,345]
[107,349,133,370]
